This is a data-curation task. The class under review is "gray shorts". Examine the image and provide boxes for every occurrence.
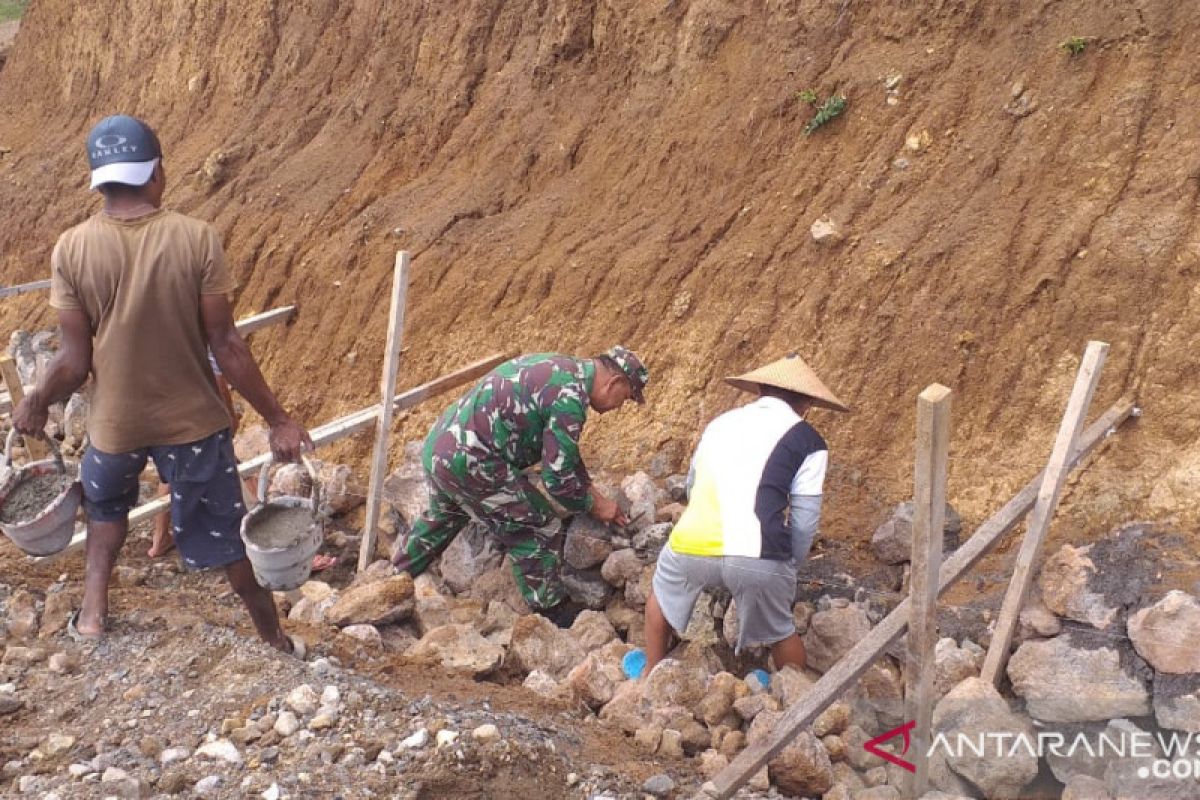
[652,544,796,652]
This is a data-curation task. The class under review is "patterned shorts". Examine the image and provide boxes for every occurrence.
[80,429,247,570]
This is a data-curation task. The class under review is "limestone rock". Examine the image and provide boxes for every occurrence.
[934,637,983,699]
[803,604,872,672]
[632,522,672,557]
[508,614,587,679]
[326,574,414,627]
[1063,775,1112,800]
[438,522,502,594]
[405,624,503,676]
[566,641,629,709]
[340,624,382,647]
[381,442,428,527]
[468,565,531,614]
[697,672,750,727]
[810,217,841,244]
[1128,591,1200,674]
[412,573,452,634]
[871,501,962,565]
[1007,634,1150,722]
[523,669,565,699]
[624,564,655,607]
[1154,672,1200,733]
[5,589,39,639]
[1038,544,1119,630]
[620,471,657,530]
[1018,588,1062,639]
[664,474,688,503]
[812,701,851,738]
[746,710,834,797]
[641,658,709,710]
[599,679,651,734]
[563,515,615,570]
[601,548,643,588]
[933,677,1038,799]
[562,564,614,610]
[569,610,618,650]
[771,665,817,708]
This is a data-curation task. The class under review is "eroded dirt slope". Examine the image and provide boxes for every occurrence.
[1,0,1197,556]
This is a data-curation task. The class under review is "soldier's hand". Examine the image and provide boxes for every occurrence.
[268,416,314,463]
[590,490,629,528]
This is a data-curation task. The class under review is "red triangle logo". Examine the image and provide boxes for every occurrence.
[863,720,917,773]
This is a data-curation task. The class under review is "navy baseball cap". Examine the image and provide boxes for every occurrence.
[86,115,162,190]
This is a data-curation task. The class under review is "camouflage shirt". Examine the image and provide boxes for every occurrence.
[426,354,596,513]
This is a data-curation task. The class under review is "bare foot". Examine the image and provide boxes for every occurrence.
[147,528,175,558]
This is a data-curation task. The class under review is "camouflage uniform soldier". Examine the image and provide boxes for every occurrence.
[394,347,649,626]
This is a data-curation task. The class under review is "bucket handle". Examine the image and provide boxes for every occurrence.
[4,429,67,474]
[255,453,322,517]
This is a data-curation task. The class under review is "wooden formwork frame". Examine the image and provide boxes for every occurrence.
[701,343,1134,798]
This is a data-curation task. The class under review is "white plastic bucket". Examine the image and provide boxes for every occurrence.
[240,456,324,591]
[0,431,81,557]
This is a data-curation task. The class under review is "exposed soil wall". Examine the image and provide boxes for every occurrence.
[1,0,1196,558]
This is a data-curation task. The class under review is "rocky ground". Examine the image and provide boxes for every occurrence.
[4,331,1199,799]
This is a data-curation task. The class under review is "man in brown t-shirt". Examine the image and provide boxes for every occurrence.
[13,115,312,654]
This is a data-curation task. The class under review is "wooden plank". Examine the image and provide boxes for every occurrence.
[359,252,411,571]
[700,395,1136,799]
[0,279,51,299]
[905,384,951,797]
[981,341,1109,685]
[0,305,296,416]
[233,305,296,336]
[0,356,48,460]
[36,352,511,561]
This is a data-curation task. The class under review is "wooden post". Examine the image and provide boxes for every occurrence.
[0,356,48,460]
[699,396,1135,799]
[981,341,1109,686]
[905,384,950,798]
[359,252,411,571]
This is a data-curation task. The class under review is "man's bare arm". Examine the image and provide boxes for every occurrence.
[13,308,92,436]
[201,294,312,461]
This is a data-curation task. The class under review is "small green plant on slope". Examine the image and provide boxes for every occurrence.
[804,94,848,136]
[795,88,819,106]
[1060,36,1089,56]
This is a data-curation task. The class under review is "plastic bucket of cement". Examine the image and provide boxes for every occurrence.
[0,431,81,556]
[240,456,324,591]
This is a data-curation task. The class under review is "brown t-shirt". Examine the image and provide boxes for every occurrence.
[50,209,235,453]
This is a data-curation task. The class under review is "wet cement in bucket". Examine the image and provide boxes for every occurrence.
[0,474,73,524]
[245,506,315,549]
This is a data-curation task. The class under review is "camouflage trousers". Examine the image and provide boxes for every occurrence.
[393,450,566,611]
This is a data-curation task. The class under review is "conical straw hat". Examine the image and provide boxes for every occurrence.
[725,353,849,412]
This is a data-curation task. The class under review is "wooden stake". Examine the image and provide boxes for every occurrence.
[981,340,1109,685]
[905,384,950,797]
[0,279,51,299]
[359,252,411,571]
[0,356,48,460]
[37,352,511,562]
[699,396,1135,799]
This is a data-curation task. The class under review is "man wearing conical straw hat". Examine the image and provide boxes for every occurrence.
[642,353,848,676]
